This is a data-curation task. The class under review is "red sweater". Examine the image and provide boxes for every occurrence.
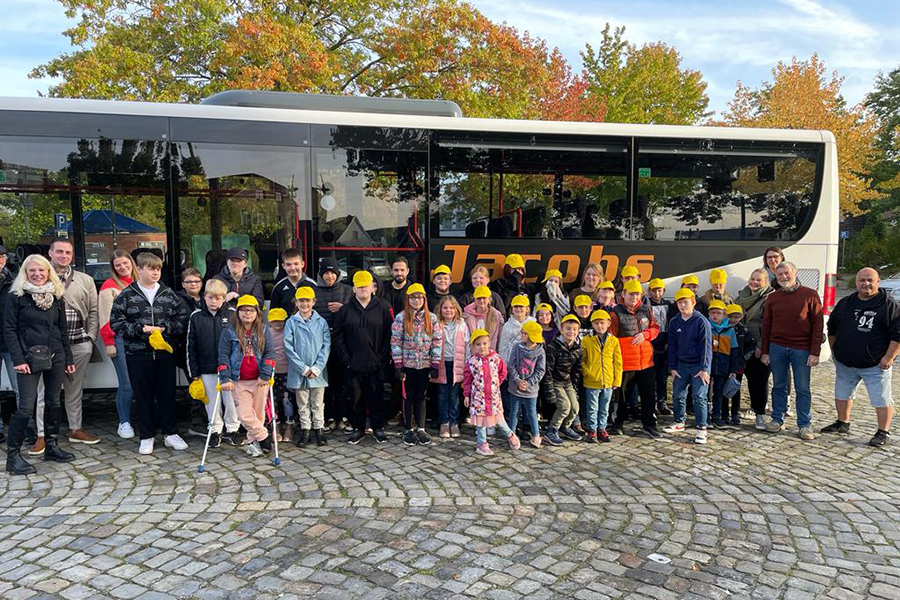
[761,286,824,356]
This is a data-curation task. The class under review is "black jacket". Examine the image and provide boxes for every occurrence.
[0,268,14,353]
[4,292,73,367]
[732,321,757,372]
[828,289,900,368]
[270,274,318,315]
[427,284,459,314]
[649,298,673,354]
[543,335,582,392]
[332,295,394,375]
[490,274,532,315]
[379,279,412,317]
[213,266,264,307]
[186,304,235,378]
[110,282,190,359]
[176,289,202,313]
[314,269,353,330]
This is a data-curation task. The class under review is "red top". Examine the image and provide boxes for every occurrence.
[238,330,260,380]
[100,276,133,346]
[761,286,824,356]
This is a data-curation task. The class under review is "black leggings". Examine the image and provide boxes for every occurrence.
[744,356,771,415]
[15,359,66,437]
[612,367,657,429]
[402,367,429,430]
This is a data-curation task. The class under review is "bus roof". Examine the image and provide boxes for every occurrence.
[0,95,834,144]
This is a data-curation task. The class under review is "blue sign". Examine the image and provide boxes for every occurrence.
[55,213,67,230]
[840,230,850,239]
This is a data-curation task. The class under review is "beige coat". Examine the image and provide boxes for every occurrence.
[61,268,99,342]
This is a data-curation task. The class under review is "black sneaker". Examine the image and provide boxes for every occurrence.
[258,437,272,453]
[607,425,624,436]
[657,404,672,416]
[870,429,890,447]
[561,427,583,441]
[820,420,851,434]
[222,431,243,446]
[544,429,564,446]
[347,430,365,444]
[642,425,661,438]
[416,429,431,445]
[403,430,417,445]
[209,433,221,449]
[373,429,388,443]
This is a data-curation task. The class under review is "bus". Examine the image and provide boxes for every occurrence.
[0,91,838,390]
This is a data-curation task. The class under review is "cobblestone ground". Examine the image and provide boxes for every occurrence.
[1,362,900,600]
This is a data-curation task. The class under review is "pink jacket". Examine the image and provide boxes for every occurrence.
[462,302,502,351]
[433,319,470,385]
[463,351,507,427]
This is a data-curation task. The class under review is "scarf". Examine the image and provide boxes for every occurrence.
[23,281,56,311]
[544,280,570,328]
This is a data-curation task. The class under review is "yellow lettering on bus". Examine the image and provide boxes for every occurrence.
[521,254,542,283]
[547,254,581,284]
[444,244,470,284]
[625,255,655,282]
[475,254,506,280]
[587,245,619,281]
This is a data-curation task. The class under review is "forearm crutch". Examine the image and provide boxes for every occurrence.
[268,378,281,466]
[197,385,222,473]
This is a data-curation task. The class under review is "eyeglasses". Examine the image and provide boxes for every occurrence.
[184,279,202,285]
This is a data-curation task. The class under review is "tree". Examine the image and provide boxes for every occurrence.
[580,24,709,125]
[722,54,878,215]
[864,66,900,204]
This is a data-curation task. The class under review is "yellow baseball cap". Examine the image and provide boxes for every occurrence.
[505,254,525,269]
[473,285,491,299]
[681,275,700,286]
[573,294,592,307]
[406,283,426,296]
[352,270,374,288]
[648,278,665,290]
[708,300,727,312]
[621,265,639,278]
[674,288,695,302]
[561,314,581,326]
[535,302,553,314]
[236,295,260,309]
[543,268,563,281]
[522,321,544,344]
[188,379,208,403]
[726,303,743,315]
[295,286,315,300]
[710,268,727,284]
[623,280,643,294]
[149,329,174,353]
[470,328,490,344]
[590,309,611,322]
[432,265,451,278]
[510,294,530,307]
[599,281,616,290]
[267,308,288,322]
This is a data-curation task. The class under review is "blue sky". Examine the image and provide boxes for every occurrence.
[1,0,898,117]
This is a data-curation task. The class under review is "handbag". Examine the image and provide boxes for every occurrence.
[26,345,53,372]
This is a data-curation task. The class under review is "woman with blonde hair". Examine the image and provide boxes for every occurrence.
[4,254,76,475]
[99,249,138,438]
[567,262,605,308]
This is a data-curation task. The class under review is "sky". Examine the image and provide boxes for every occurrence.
[1,0,898,117]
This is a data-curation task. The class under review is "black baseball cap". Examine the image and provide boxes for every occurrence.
[226,247,247,261]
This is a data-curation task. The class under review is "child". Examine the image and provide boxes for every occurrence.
[432,296,470,439]
[284,286,331,447]
[725,303,757,428]
[463,329,521,456]
[571,295,594,341]
[462,286,503,351]
[596,281,616,311]
[663,289,713,444]
[391,283,442,446]
[535,303,558,344]
[581,309,623,443]
[707,300,740,428]
[506,321,547,448]
[543,314,583,445]
[266,307,292,442]
[218,295,275,457]
[699,269,733,317]
[617,266,640,304]
[498,294,535,417]
[647,278,673,416]
[186,279,240,448]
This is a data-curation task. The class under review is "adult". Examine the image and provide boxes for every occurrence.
[763,247,786,291]
[736,268,775,430]
[32,238,100,452]
[314,257,354,433]
[332,270,394,444]
[4,254,76,475]
[214,247,264,307]
[567,262,604,308]
[760,261,823,440]
[822,267,900,446]
[270,248,318,314]
[458,265,506,318]
[99,250,137,439]
[378,256,413,317]
[490,254,531,314]
[0,245,18,444]
[427,264,457,310]
[177,267,203,312]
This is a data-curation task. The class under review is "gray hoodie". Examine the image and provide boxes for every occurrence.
[507,341,547,399]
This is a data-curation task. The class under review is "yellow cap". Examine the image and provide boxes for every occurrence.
[432,265,451,278]
[726,303,743,315]
[590,309,611,322]
[149,329,174,353]
[295,286,315,300]
[621,265,639,278]
[236,295,260,309]
[708,299,727,312]
[510,294,530,308]
[573,294,592,307]
[406,283,426,296]
[535,302,553,314]
[648,278,665,290]
[522,321,544,344]
[267,308,288,322]
[505,254,525,269]
[710,268,727,284]
[681,275,700,286]
[561,314,581,326]
[599,280,616,290]
[352,270,374,288]
[543,268,563,281]
[473,285,491,299]
[189,378,208,403]
[623,280,643,294]
[674,288,695,302]
[470,328,490,344]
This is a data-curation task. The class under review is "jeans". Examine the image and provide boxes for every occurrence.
[112,335,133,424]
[769,343,812,428]
[476,415,512,445]
[507,393,539,436]
[672,361,710,428]
[585,387,613,431]
[15,358,66,436]
[435,362,460,425]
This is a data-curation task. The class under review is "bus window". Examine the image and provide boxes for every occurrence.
[635,139,821,241]
[173,143,310,289]
[431,135,629,240]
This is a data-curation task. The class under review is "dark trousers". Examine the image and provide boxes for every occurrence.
[401,367,429,430]
[653,351,668,406]
[711,374,727,421]
[323,353,347,423]
[349,370,385,431]
[613,367,657,429]
[744,356,771,415]
[723,373,742,418]
[15,359,66,437]
[126,356,177,440]
[272,373,296,423]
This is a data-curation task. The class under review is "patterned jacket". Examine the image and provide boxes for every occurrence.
[463,351,507,424]
[109,282,189,359]
[390,310,442,370]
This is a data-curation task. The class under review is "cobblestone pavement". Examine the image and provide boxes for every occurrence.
[2,362,900,600]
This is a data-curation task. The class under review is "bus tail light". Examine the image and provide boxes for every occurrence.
[823,273,837,315]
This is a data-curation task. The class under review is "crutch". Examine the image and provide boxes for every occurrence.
[197,384,222,473]
[268,378,281,466]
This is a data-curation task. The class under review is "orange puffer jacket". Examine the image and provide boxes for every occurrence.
[610,302,659,371]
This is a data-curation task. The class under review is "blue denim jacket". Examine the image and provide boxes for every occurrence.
[218,326,275,383]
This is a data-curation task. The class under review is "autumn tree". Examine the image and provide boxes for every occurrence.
[722,54,878,215]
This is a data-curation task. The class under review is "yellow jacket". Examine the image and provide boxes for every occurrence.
[581,333,623,389]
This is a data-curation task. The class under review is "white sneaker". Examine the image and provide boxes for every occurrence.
[662,422,685,433]
[118,422,135,439]
[245,441,264,457]
[164,434,188,450]
[755,415,766,430]
[139,438,154,454]
[694,428,708,445]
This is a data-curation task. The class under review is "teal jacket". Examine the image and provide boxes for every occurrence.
[284,311,331,389]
